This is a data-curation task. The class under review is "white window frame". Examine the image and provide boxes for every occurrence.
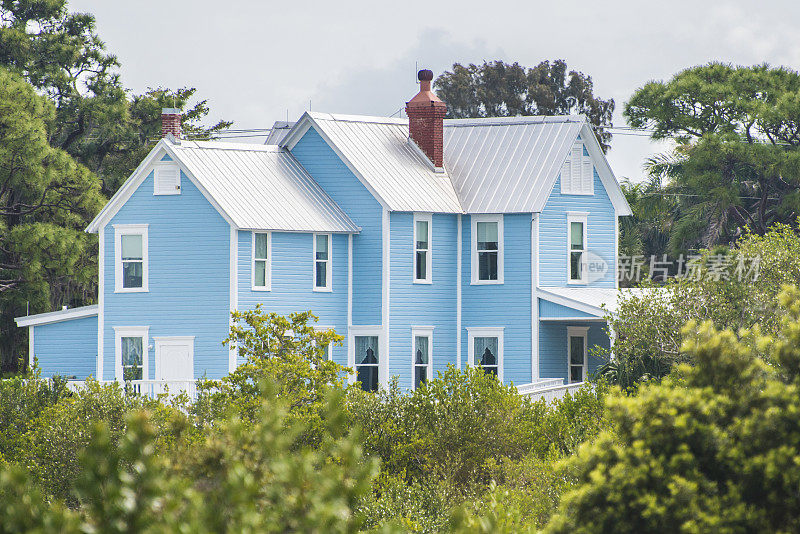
[470,214,504,285]
[153,162,181,195]
[114,326,149,381]
[313,325,335,361]
[567,212,588,285]
[466,327,504,382]
[411,326,434,389]
[413,213,432,284]
[251,231,271,291]
[567,326,589,383]
[114,224,149,293]
[312,233,332,292]
[348,326,382,387]
[560,141,594,195]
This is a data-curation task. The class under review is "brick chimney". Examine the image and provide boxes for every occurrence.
[161,108,181,140]
[406,69,446,168]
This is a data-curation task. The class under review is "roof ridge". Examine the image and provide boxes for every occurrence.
[444,115,587,127]
[175,140,282,152]
[307,111,408,125]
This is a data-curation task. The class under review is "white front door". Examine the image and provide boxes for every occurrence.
[154,337,194,381]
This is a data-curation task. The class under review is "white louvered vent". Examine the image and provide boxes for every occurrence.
[154,165,181,195]
[560,141,594,195]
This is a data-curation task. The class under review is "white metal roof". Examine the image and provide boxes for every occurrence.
[282,112,463,213]
[15,305,98,327]
[537,286,657,316]
[264,121,295,145]
[444,116,583,213]
[87,139,359,234]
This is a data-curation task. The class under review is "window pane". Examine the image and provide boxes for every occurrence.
[416,251,427,280]
[570,365,583,383]
[570,251,582,280]
[570,336,585,365]
[570,222,583,249]
[357,365,378,391]
[255,233,268,259]
[122,337,143,366]
[414,336,429,364]
[123,261,143,288]
[121,234,142,260]
[315,261,327,287]
[416,220,429,249]
[414,366,428,388]
[255,260,266,286]
[320,343,329,360]
[474,337,498,367]
[477,222,498,250]
[316,234,329,260]
[355,336,379,364]
[478,251,498,281]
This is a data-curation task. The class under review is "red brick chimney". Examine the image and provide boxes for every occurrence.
[406,69,446,168]
[161,108,181,140]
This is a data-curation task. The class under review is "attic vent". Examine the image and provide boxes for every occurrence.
[560,141,593,195]
[154,164,181,196]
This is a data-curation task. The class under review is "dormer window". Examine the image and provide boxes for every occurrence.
[154,163,181,195]
[560,141,593,195]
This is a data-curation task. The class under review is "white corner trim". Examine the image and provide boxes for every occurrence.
[113,224,149,293]
[229,226,238,373]
[28,325,34,363]
[381,208,390,387]
[411,326,435,390]
[347,233,353,355]
[531,213,539,381]
[456,214,462,370]
[466,327,505,382]
[251,231,272,291]
[412,212,433,283]
[312,232,333,292]
[470,214,504,285]
[97,223,105,379]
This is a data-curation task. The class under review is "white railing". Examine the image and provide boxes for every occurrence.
[67,379,198,400]
[516,379,585,403]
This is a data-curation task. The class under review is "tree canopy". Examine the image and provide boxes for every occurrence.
[434,60,615,151]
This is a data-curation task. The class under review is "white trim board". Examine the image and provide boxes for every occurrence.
[15,305,99,328]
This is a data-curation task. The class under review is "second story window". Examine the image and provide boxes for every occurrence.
[314,233,331,291]
[114,224,148,293]
[414,214,432,283]
[471,215,504,284]
[568,213,588,284]
[252,232,270,291]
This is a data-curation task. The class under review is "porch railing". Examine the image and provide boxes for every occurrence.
[516,379,586,403]
[67,379,198,400]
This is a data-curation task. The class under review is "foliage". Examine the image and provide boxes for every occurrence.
[435,60,614,151]
[545,286,800,533]
[623,62,800,254]
[602,223,800,389]
[193,307,347,447]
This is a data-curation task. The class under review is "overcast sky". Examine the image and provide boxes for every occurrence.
[70,0,800,183]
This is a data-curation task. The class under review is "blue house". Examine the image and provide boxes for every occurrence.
[16,70,632,393]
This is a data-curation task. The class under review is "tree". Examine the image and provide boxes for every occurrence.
[545,286,800,533]
[435,60,615,151]
[0,67,104,372]
[624,63,800,253]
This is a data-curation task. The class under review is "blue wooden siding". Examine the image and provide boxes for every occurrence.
[539,321,609,379]
[539,168,617,288]
[461,213,532,385]
[237,230,348,366]
[539,299,598,319]
[32,315,98,379]
[102,169,230,380]
[389,213,458,388]
[289,127,382,325]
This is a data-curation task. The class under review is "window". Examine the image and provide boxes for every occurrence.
[471,215,504,284]
[313,325,334,361]
[114,326,148,382]
[354,335,379,391]
[560,140,594,195]
[114,225,148,292]
[467,327,504,381]
[412,327,434,389]
[252,232,271,290]
[413,214,432,283]
[567,327,589,383]
[153,163,181,195]
[567,213,588,284]
[313,233,332,291]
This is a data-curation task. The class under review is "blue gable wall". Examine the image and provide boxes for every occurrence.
[539,322,609,379]
[389,213,458,388]
[539,168,617,288]
[539,299,598,319]
[289,127,382,326]
[102,169,230,380]
[237,230,348,366]
[461,214,532,385]
[32,315,98,379]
